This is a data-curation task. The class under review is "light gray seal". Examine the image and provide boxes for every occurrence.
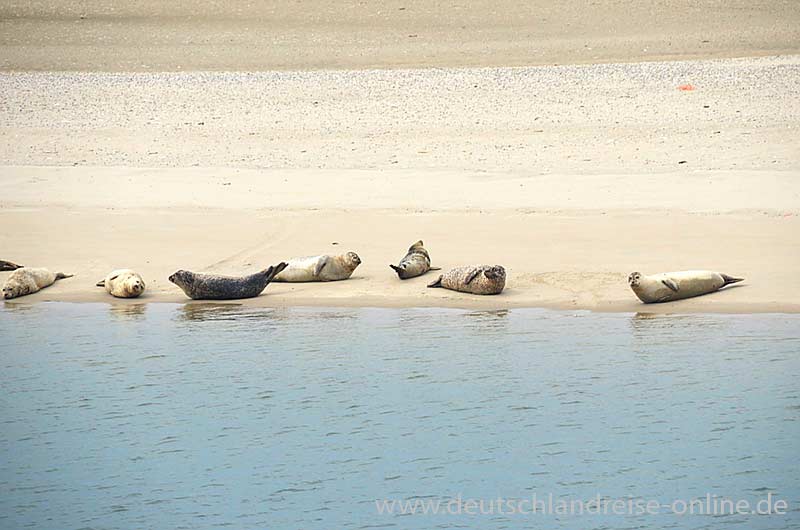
[427,265,506,295]
[273,252,361,282]
[390,240,440,280]
[628,270,744,303]
[169,262,288,300]
[97,269,146,298]
[3,267,73,299]
[0,260,22,271]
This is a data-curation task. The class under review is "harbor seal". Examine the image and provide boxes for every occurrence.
[390,240,440,280]
[0,260,22,271]
[169,262,288,300]
[3,267,73,299]
[96,269,146,298]
[628,270,744,303]
[427,265,506,295]
[273,252,361,282]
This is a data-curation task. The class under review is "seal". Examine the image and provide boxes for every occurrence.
[427,265,506,295]
[628,270,743,303]
[0,260,22,271]
[169,262,288,300]
[3,267,73,299]
[390,240,440,280]
[273,252,361,282]
[96,269,146,298]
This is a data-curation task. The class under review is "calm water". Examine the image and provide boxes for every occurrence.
[0,303,798,529]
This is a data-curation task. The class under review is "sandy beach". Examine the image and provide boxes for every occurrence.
[1,3,798,313]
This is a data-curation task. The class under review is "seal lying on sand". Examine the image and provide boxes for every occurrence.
[97,269,146,298]
[3,267,73,299]
[390,240,440,279]
[628,270,743,303]
[169,263,288,300]
[273,252,361,282]
[0,260,22,271]
[427,265,506,295]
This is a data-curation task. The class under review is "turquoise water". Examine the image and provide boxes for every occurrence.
[0,303,798,529]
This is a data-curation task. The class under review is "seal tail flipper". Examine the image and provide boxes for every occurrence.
[0,260,22,271]
[265,262,288,283]
[96,279,105,287]
[429,267,442,271]
[55,273,74,281]
[721,274,744,286]
[427,275,443,288]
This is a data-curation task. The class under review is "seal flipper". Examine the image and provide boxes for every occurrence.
[314,256,329,277]
[55,273,74,281]
[265,262,288,283]
[0,260,22,271]
[464,269,481,285]
[661,278,679,292]
[96,279,105,287]
[427,275,443,288]
[390,264,402,273]
[721,274,744,286]
[429,267,442,271]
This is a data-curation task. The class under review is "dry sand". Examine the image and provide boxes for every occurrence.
[1,4,798,313]
[1,0,799,71]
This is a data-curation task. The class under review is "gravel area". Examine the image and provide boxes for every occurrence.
[1,55,798,173]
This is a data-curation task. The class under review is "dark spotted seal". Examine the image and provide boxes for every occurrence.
[169,262,288,300]
[427,265,506,295]
[390,240,440,280]
[628,270,743,303]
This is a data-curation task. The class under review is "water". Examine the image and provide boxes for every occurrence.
[1,303,798,529]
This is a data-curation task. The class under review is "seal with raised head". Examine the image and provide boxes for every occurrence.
[0,260,22,271]
[273,252,361,282]
[97,269,146,298]
[3,267,73,299]
[390,240,440,280]
[427,265,506,295]
[628,270,743,303]
[169,262,288,300]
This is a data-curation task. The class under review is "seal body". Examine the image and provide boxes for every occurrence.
[628,270,743,303]
[169,262,288,300]
[97,269,146,298]
[390,240,440,279]
[0,260,22,271]
[428,265,506,295]
[3,267,73,299]
[273,252,361,282]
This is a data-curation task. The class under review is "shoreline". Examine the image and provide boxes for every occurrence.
[4,295,800,316]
